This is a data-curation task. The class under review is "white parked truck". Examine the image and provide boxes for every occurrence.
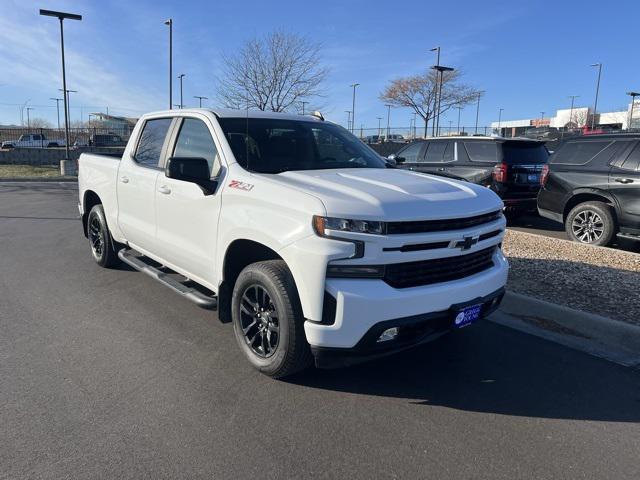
[78,108,508,378]
[1,133,66,148]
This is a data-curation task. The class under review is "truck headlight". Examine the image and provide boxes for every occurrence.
[313,216,385,235]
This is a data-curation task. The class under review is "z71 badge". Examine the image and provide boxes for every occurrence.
[228,180,255,191]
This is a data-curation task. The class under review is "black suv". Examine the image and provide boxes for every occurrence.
[537,134,640,246]
[389,137,549,213]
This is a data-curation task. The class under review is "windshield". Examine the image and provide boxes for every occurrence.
[502,142,549,164]
[218,118,386,173]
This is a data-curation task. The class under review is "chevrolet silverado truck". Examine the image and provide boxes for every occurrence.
[78,108,508,378]
[1,133,66,148]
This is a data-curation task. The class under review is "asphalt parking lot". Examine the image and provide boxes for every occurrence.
[1,183,640,479]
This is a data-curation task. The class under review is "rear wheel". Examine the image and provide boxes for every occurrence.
[231,260,311,378]
[565,201,616,246]
[87,204,120,267]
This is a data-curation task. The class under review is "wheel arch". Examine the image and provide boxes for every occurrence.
[82,190,103,237]
[562,189,618,222]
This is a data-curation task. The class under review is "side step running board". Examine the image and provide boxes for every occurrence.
[616,233,640,242]
[118,248,217,310]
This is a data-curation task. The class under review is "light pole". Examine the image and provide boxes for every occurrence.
[448,120,452,134]
[590,63,602,130]
[412,112,417,138]
[456,106,462,133]
[58,88,77,126]
[26,107,34,129]
[431,65,454,136]
[178,74,185,108]
[540,112,545,124]
[474,91,484,134]
[345,111,351,130]
[194,95,208,107]
[376,117,382,137]
[568,95,579,128]
[497,108,504,133]
[50,97,63,130]
[40,8,81,165]
[385,104,392,141]
[165,19,173,109]
[430,47,440,136]
[626,92,639,130]
[301,101,309,115]
[350,83,359,134]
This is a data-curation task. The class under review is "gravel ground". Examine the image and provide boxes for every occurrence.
[503,230,640,326]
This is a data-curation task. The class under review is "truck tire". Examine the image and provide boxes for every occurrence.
[87,204,120,268]
[231,260,312,378]
[565,201,616,246]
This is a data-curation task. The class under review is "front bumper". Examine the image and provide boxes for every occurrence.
[311,287,505,368]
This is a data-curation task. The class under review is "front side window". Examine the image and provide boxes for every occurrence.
[173,118,221,177]
[134,118,172,167]
[398,142,423,162]
[218,118,386,173]
[464,141,499,162]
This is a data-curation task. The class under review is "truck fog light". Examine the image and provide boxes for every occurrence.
[377,327,399,343]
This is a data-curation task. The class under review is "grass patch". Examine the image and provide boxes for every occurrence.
[0,164,62,178]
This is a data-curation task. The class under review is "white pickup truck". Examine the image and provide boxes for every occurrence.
[1,133,66,148]
[78,108,508,378]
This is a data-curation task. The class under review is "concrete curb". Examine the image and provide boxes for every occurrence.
[490,291,640,368]
[0,177,77,182]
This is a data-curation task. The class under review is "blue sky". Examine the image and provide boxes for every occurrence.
[1,0,638,129]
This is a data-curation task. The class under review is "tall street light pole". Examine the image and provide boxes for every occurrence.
[345,111,351,130]
[590,63,602,130]
[376,117,382,137]
[301,101,308,115]
[626,92,639,130]
[568,95,579,128]
[26,107,34,129]
[50,97,63,130]
[40,9,81,165]
[431,66,454,136]
[474,91,484,134]
[497,108,504,133]
[430,47,440,136]
[165,19,173,109]
[194,95,208,107]
[350,83,359,134]
[540,111,545,122]
[58,88,77,126]
[456,106,462,133]
[385,104,392,140]
[178,74,185,109]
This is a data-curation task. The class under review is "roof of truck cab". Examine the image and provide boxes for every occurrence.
[159,108,323,122]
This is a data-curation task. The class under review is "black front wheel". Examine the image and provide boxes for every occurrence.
[231,260,311,378]
[87,204,120,268]
[565,201,616,246]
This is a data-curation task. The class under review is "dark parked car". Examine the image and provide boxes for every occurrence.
[90,134,126,147]
[389,137,549,213]
[537,134,640,246]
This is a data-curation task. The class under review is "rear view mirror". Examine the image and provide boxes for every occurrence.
[166,157,216,194]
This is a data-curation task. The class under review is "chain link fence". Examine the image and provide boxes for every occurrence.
[0,127,132,149]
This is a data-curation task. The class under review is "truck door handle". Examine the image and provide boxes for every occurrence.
[120,176,129,184]
[437,167,445,171]
[614,178,633,184]
[157,185,171,195]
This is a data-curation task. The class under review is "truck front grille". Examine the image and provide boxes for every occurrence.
[383,247,496,289]
[386,211,502,235]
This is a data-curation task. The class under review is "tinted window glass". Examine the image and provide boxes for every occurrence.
[443,142,454,162]
[398,142,423,162]
[135,118,172,167]
[464,141,498,162]
[551,140,611,165]
[218,118,385,173]
[502,142,549,165]
[620,143,640,171]
[424,142,448,163]
[173,118,221,177]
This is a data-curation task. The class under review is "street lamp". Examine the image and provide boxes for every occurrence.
[474,91,485,134]
[40,8,81,165]
[540,111,545,122]
[430,47,440,136]
[568,95,579,128]
[26,107,34,129]
[58,88,77,126]
[178,74,185,108]
[350,83,360,134]
[345,110,351,130]
[626,92,639,130]
[497,108,504,132]
[376,117,383,137]
[456,106,463,134]
[590,63,603,130]
[164,19,173,109]
[50,98,63,130]
[431,65,454,137]
[301,101,309,115]
[385,104,392,140]
[194,95,208,108]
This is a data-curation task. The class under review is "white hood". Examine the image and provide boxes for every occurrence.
[265,168,503,221]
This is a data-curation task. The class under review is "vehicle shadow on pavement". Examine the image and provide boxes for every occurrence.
[288,321,640,422]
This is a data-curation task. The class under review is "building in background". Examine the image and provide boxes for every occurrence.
[89,113,138,136]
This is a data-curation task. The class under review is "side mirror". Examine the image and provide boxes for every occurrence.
[394,156,406,164]
[166,157,216,194]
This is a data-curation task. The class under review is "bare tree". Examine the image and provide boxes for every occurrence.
[380,70,479,135]
[216,31,328,112]
[28,117,52,128]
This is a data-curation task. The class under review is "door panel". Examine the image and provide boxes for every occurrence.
[608,142,640,229]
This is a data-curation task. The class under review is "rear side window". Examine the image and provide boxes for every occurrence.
[135,118,173,167]
[173,118,221,177]
[424,141,452,163]
[550,140,611,165]
[464,141,498,162]
[502,142,549,164]
[619,143,640,171]
[398,142,424,162]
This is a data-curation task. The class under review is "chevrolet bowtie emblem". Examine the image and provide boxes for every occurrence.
[452,235,479,251]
